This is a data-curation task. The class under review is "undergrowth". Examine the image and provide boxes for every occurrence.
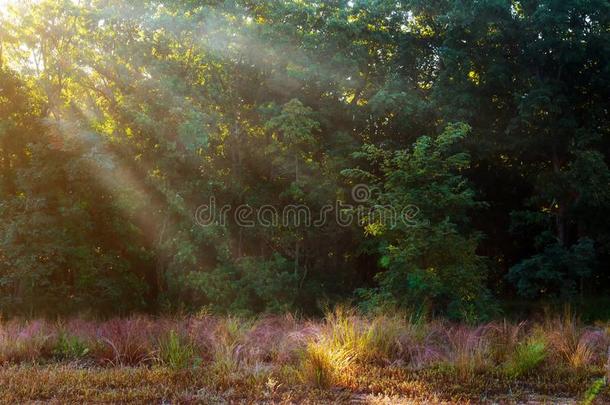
[0,309,608,402]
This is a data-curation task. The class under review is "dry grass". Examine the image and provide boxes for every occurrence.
[487,319,526,363]
[444,324,491,379]
[543,313,608,369]
[299,339,354,388]
[0,320,55,363]
[0,309,609,402]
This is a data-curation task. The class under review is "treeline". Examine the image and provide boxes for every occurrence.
[0,0,608,320]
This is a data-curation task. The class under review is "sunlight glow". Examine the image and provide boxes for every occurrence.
[0,0,21,16]
[0,0,39,24]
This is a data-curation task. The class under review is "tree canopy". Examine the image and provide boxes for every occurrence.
[0,0,608,320]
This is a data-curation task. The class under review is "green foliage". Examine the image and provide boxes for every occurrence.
[508,238,596,298]
[298,306,406,387]
[187,254,299,315]
[582,377,607,405]
[503,338,547,379]
[0,66,148,315]
[265,99,319,152]
[0,0,608,317]
[53,332,90,360]
[347,123,494,320]
[157,330,196,370]
[299,340,353,388]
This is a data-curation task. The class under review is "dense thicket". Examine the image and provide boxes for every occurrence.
[0,0,608,319]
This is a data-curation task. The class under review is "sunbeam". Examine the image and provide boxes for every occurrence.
[0,1,608,400]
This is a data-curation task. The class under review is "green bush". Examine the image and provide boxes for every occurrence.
[53,332,91,360]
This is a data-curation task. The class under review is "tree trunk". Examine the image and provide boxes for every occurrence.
[295,152,299,185]
[551,145,566,246]
[294,239,299,274]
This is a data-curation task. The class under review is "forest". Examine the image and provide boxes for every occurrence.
[0,0,609,402]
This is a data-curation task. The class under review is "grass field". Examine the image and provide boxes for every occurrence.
[1,308,609,403]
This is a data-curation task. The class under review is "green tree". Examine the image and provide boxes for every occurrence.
[345,123,494,320]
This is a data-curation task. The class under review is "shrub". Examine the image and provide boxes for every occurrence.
[53,331,91,360]
[503,337,547,379]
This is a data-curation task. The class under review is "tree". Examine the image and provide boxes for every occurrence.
[345,123,494,320]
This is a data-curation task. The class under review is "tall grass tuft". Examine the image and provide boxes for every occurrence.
[445,324,490,379]
[544,313,605,369]
[95,317,157,366]
[488,320,525,364]
[0,320,55,363]
[157,329,196,369]
[359,314,405,362]
[503,336,547,379]
[322,306,362,355]
[242,314,309,364]
[210,316,254,382]
[298,307,359,387]
[299,339,354,388]
[320,306,405,363]
[396,320,445,368]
